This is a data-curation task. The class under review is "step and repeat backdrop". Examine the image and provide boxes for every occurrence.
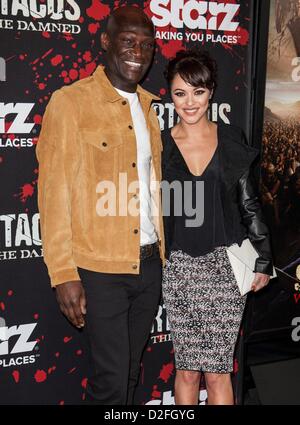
[0,0,254,404]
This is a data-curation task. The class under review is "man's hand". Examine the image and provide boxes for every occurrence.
[251,272,270,293]
[55,281,86,328]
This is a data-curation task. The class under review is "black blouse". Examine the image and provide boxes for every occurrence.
[162,127,227,258]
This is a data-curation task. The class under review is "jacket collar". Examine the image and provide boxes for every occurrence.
[93,65,161,104]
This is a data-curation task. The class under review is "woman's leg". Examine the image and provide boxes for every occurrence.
[175,370,201,405]
[204,372,234,405]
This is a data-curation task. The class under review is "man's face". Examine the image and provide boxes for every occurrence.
[102,22,155,91]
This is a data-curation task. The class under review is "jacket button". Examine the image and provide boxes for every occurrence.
[128,125,133,130]
[122,100,127,105]
[132,264,137,270]
[102,142,107,147]
[132,162,136,167]
[133,229,139,234]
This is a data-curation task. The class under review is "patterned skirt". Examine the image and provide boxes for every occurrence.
[162,246,246,373]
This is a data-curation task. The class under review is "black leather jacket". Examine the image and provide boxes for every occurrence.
[162,123,274,275]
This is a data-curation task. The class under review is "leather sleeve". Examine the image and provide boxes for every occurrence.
[238,169,274,275]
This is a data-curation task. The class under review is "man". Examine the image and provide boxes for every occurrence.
[36,6,165,405]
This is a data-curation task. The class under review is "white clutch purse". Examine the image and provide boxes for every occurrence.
[226,238,276,296]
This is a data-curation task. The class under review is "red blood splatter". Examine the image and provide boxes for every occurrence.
[72,43,77,49]
[34,114,42,125]
[83,51,92,63]
[34,168,38,174]
[4,121,12,132]
[34,313,39,320]
[34,370,47,383]
[151,384,161,398]
[19,54,25,61]
[76,349,82,356]
[0,302,5,311]
[12,370,20,383]
[42,32,50,38]
[42,48,53,59]
[156,37,185,59]
[88,23,100,34]
[223,27,249,47]
[79,62,97,79]
[61,70,68,77]
[51,54,63,66]
[55,352,60,358]
[63,336,72,343]
[68,367,76,374]
[146,347,152,352]
[236,27,249,46]
[159,362,174,383]
[17,183,35,203]
[59,401,65,405]
[64,77,71,84]
[48,366,56,374]
[8,290,13,296]
[62,33,73,41]
[79,16,84,24]
[38,83,46,90]
[86,0,110,21]
[73,63,78,69]
[69,69,78,81]
[81,378,88,389]
[0,156,3,164]
[160,88,166,95]
[25,90,30,94]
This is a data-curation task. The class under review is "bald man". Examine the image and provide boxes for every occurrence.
[37,6,165,404]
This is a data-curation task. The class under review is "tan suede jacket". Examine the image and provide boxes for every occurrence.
[36,66,165,287]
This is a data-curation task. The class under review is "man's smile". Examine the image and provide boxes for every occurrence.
[124,61,143,69]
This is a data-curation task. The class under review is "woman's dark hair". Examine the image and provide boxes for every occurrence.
[164,49,217,92]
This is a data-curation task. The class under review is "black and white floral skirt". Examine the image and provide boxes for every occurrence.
[162,246,246,373]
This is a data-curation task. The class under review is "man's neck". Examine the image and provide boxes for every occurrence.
[104,68,137,93]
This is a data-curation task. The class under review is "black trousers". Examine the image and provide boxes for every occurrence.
[78,247,162,405]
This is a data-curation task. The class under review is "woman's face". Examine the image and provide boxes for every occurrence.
[170,73,211,125]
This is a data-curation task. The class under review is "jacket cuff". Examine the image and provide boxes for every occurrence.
[254,258,274,276]
[50,268,80,287]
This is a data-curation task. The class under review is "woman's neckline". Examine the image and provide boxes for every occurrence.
[170,124,219,178]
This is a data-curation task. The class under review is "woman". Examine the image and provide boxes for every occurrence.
[161,50,273,405]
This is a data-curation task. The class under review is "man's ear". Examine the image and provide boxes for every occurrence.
[101,32,110,51]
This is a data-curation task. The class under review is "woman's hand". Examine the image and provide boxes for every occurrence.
[251,273,270,292]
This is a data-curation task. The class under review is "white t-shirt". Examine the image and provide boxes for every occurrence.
[115,88,157,246]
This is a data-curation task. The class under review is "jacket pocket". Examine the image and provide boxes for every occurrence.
[80,130,123,151]
[79,130,123,182]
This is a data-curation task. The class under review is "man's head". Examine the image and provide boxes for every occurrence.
[101,6,155,92]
